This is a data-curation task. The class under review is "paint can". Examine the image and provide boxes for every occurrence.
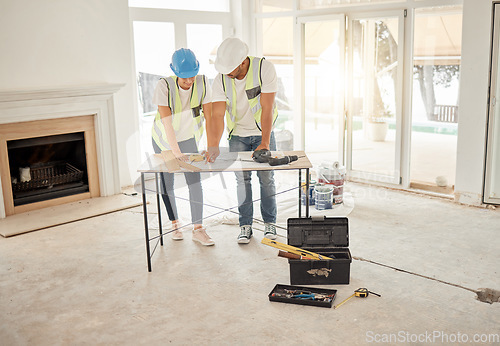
[301,180,316,206]
[314,184,333,210]
[317,162,345,204]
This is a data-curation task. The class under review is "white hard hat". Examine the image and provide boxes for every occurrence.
[214,37,249,74]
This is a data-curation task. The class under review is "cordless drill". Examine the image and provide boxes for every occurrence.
[252,149,298,166]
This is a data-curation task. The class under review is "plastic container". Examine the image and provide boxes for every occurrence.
[317,162,345,204]
[301,180,316,206]
[314,184,333,210]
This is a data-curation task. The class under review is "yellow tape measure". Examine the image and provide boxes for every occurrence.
[261,238,333,261]
[189,154,205,162]
[334,288,381,309]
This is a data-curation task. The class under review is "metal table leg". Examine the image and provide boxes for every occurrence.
[298,169,302,218]
[141,173,152,272]
[305,168,310,218]
[155,172,163,246]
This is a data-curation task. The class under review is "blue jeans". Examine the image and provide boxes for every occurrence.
[229,133,277,226]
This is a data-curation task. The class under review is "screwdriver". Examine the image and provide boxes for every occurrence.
[334,288,381,309]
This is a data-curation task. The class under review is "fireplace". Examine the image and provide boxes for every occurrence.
[0,115,101,215]
[0,84,123,218]
[8,132,89,206]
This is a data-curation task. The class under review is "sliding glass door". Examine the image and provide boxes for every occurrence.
[296,11,404,184]
[258,3,465,192]
[346,11,404,184]
[410,6,462,194]
[299,15,346,167]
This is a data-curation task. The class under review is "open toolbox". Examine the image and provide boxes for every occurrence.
[268,284,337,308]
[287,216,352,285]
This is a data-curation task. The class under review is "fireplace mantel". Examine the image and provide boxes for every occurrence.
[0,84,124,218]
[0,84,124,104]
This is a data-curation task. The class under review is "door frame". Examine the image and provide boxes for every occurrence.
[484,3,500,204]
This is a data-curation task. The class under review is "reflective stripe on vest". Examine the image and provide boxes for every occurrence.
[152,75,206,150]
[221,56,278,139]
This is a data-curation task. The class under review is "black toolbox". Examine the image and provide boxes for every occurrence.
[287,216,351,285]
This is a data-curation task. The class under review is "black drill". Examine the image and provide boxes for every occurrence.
[268,155,298,166]
[252,149,298,166]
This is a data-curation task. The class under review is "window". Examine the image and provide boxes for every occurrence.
[128,0,229,12]
[260,17,294,150]
[133,21,175,116]
[187,24,223,80]
[299,0,401,10]
[129,3,230,156]
[255,0,293,13]
[133,21,175,77]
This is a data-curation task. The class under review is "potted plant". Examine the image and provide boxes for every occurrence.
[367,109,393,142]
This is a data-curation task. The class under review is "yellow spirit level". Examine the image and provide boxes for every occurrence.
[261,238,333,261]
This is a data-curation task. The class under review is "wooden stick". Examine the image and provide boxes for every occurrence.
[177,159,201,172]
[160,150,181,172]
[277,250,314,260]
[160,150,201,172]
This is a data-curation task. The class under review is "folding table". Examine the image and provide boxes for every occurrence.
[137,150,312,272]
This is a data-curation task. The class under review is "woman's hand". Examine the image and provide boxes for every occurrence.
[172,149,189,162]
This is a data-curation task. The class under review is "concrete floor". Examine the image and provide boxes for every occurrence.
[1,176,500,345]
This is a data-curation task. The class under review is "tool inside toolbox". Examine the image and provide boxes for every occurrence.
[269,284,338,308]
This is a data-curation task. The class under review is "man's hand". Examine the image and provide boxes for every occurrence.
[255,143,270,152]
[203,146,220,163]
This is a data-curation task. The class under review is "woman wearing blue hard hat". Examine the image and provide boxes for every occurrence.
[151,48,214,246]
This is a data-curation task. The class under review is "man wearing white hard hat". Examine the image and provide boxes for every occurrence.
[207,37,279,244]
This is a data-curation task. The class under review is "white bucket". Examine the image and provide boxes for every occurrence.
[314,184,333,210]
[317,162,345,204]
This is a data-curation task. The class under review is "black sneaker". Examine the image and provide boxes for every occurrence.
[237,225,252,244]
[264,223,277,240]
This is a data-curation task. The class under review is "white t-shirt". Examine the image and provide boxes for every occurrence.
[152,76,212,143]
[212,58,278,137]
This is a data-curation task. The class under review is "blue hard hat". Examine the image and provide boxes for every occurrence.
[170,48,200,78]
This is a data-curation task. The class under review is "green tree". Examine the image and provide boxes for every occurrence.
[414,65,460,120]
[375,21,460,121]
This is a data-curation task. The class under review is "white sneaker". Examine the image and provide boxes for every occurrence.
[172,222,183,240]
[237,225,253,244]
[192,228,215,246]
[172,230,183,240]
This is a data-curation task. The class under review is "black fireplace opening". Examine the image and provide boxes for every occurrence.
[8,132,89,206]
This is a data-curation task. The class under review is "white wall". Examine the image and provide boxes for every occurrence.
[0,0,141,188]
[455,0,493,205]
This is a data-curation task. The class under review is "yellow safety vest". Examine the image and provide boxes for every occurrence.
[152,75,206,150]
[221,56,278,139]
